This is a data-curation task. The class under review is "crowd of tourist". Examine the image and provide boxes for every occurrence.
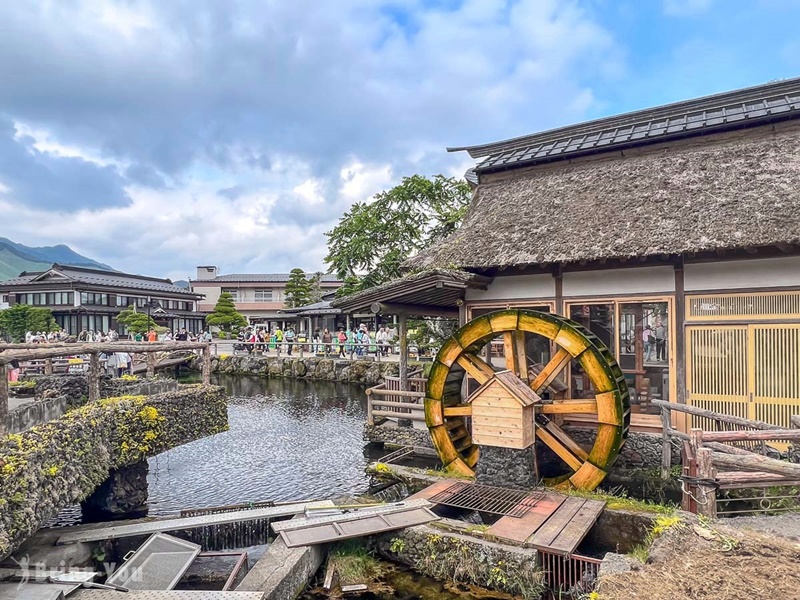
[234,323,398,357]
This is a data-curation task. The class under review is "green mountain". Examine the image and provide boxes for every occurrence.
[0,238,114,281]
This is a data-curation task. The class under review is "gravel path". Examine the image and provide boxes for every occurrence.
[726,513,800,541]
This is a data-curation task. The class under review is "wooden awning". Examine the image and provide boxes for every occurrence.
[332,269,493,316]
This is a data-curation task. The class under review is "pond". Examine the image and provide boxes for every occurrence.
[147,375,375,515]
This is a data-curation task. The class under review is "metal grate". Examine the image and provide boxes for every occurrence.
[538,549,601,595]
[428,482,545,518]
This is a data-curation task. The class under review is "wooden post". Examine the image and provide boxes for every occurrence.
[661,405,672,480]
[398,312,408,392]
[88,353,101,404]
[366,389,374,426]
[0,363,8,435]
[696,447,717,518]
[202,344,211,386]
[146,352,155,378]
[44,358,54,375]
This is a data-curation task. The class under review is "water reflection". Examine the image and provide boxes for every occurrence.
[147,375,371,515]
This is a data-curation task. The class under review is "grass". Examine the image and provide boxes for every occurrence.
[561,486,677,515]
[328,541,387,586]
[627,514,687,564]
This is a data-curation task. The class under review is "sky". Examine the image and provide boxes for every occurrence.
[1,0,799,281]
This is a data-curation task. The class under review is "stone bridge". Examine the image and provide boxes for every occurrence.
[0,384,228,559]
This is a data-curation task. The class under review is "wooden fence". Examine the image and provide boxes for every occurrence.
[0,341,211,435]
[366,371,427,426]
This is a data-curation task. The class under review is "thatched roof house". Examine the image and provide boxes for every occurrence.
[409,77,800,273]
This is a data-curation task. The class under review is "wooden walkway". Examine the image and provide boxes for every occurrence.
[414,479,605,556]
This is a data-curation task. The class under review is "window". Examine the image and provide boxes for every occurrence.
[80,292,109,306]
[222,288,240,301]
[254,289,273,301]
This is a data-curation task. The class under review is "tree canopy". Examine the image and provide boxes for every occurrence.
[0,304,58,342]
[284,268,313,308]
[116,307,158,336]
[324,174,471,291]
[205,292,248,333]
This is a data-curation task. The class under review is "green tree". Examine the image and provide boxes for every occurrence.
[308,271,324,304]
[116,307,157,336]
[284,268,312,308]
[335,274,363,298]
[0,305,57,342]
[205,292,248,335]
[324,174,471,291]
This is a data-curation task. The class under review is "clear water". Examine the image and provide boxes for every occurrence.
[146,375,373,514]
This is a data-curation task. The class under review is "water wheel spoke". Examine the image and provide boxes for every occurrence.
[443,404,472,417]
[539,399,598,414]
[540,420,589,462]
[514,330,528,380]
[535,425,585,472]
[530,347,572,393]
[456,353,495,384]
[503,331,517,374]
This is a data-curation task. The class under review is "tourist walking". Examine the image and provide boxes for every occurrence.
[322,328,333,356]
[643,325,654,362]
[337,328,347,357]
[285,327,296,355]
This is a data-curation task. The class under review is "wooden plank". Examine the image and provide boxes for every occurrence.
[471,414,525,428]
[542,421,590,461]
[503,332,516,374]
[702,429,800,443]
[470,432,528,449]
[487,492,564,546]
[514,331,528,380]
[56,500,335,545]
[457,354,494,384]
[473,423,525,437]
[530,348,571,394]
[271,500,432,533]
[472,404,526,418]
[443,404,472,417]
[545,500,605,554]
[716,471,800,489]
[535,427,584,471]
[710,450,800,478]
[527,497,585,549]
[540,400,598,414]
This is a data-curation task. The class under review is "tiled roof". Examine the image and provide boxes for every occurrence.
[205,273,342,283]
[449,77,800,173]
[1,264,200,297]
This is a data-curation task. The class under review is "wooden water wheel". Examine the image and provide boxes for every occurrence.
[424,309,630,491]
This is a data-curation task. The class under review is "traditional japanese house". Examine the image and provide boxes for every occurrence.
[0,263,205,336]
[338,77,800,434]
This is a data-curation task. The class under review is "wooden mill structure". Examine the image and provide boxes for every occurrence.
[425,309,630,490]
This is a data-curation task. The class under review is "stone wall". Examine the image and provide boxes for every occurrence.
[5,376,181,434]
[475,445,538,489]
[565,427,682,471]
[371,524,546,599]
[365,423,434,448]
[0,385,228,559]
[194,354,404,386]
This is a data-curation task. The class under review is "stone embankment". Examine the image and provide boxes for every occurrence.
[193,354,404,385]
[6,375,179,433]
[0,385,228,559]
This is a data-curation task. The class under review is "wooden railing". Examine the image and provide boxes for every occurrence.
[683,427,800,517]
[366,370,426,426]
[0,341,212,435]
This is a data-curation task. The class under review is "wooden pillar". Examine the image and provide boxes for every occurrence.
[553,266,564,316]
[44,358,54,375]
[146,352,155,378]
[661,405,672,480]
[674,260,686,406]
[696,447,717,518]
[366,389,374,426]
[398,312,408,392]
[88,353,101,404]
[0,363,8,435]
[202,344,211,386]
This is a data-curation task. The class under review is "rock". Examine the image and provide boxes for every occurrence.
[598,552,640,577]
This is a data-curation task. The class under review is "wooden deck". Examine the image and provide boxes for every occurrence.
[418,479,605,556]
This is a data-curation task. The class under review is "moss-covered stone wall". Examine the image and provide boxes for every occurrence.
[0,385,228,559]
[195,354,408,385]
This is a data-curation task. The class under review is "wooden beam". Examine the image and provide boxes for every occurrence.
[0,363,7,435]
[674,260,686,408]
[202,344,211,386]
[651,400,780,431]
[503,332,516,374]
[88,353,101,404]
[702,429,800,443]
[370,302,458,319]
[0,341,210,364]
[514,331,528,380]
[711,450,800,479]
[456,355,491,384]
[696,448,717,518]
[539,400,598,414]
[535,426,584,471]
[531,348,571,393]
[541,420,589,461]
[443,404,472,417]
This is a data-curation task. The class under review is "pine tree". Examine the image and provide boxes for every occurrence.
[205,292,248,335]
[284,268,312,308]
[116,307,157,335]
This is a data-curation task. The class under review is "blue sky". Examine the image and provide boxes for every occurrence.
[0,0,797,280]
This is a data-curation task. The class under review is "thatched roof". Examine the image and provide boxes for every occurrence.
[408,124,800,272]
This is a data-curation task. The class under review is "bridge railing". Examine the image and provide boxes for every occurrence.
[0,341,212,435]
[365,369,426,426]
